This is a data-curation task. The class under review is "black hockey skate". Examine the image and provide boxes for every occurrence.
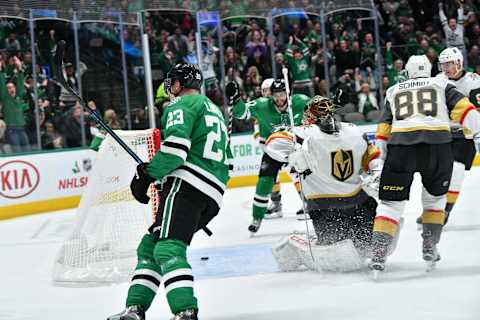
[248,218,262,234]
[107,305,145,320]
[369,249,386,280]
[369,246,387,272]
[171,309,198,320]
[422,238,441,271]
[296,208,310,220]
[369,231,392,279]
[421,224,442,271]
[265,200,283,219]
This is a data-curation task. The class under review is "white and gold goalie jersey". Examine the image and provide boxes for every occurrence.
[376,76,476,145]
[265,123,379,209]
[435,71,480,138]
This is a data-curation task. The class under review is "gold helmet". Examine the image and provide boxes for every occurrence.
[303,95,338,133]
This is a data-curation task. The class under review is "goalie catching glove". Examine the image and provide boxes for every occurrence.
[225,81,240,105]
[130,163,155,204]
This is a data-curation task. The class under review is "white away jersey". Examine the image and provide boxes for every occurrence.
[292,123,376,202]
[377,76,472,145]
[436,72,480,138]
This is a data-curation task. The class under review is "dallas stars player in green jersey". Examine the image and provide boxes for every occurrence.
[226,79,310,233]
[108,63,230,320]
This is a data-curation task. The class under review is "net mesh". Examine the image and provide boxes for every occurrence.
[52,128,160,284]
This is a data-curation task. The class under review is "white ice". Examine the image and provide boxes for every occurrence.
[1,169,480,320]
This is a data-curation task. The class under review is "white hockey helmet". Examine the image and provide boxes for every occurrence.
[261,78,274,97]
[405,55,432,79]
[439,47,464,66]
[438,47,464,77]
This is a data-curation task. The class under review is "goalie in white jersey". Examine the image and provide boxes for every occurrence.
[372,55,480,272]
[415,47,480,226]
[265,96,385,271]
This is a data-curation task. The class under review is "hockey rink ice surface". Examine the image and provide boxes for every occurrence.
[1,171,480,320]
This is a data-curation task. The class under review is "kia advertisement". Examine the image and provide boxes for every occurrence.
[0,149,96,208]
[0,160,40,199]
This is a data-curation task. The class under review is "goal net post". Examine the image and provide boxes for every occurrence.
[52,128,160,285]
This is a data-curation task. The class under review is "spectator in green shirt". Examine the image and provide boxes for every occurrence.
[385,42,407,87]
[0,56,30,153]
[285,37,313,97]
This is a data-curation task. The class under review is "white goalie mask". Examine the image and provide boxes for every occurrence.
[405,55,432,79]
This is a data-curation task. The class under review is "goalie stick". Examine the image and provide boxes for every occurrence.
[281,67,315,261]
[54,40,143,164]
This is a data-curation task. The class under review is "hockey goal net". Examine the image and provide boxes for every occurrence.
[52,128,160,284]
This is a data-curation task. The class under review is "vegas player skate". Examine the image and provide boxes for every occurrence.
[225,79,310,233]
[372,55,480,272]
[107,63,231,320]
[415,47,480,226]
[265,96,388,272]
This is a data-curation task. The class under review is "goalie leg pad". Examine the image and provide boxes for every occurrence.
[272,234,365,272]
[311,239,365,272]
[271,235,306,272]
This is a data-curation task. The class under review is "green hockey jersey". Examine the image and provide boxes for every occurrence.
[285,40,311,83]
[147,94,231,207]
[233,94,310,143]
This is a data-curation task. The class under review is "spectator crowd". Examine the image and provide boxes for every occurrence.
[2,0,480,154]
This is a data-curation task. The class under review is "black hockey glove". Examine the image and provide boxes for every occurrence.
[130,163,155,204]
[225,81,240,105]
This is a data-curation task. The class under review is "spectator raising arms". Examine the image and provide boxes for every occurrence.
[385,42,407,86]
[0,56,30,153]
[439,1,466,60]
[285,36,313,97]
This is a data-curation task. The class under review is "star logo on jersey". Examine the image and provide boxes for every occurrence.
[330,149,354,182]
[298,62,308,71]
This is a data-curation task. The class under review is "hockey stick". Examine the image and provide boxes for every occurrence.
[281,67,315,261]
[54,40,143,164]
